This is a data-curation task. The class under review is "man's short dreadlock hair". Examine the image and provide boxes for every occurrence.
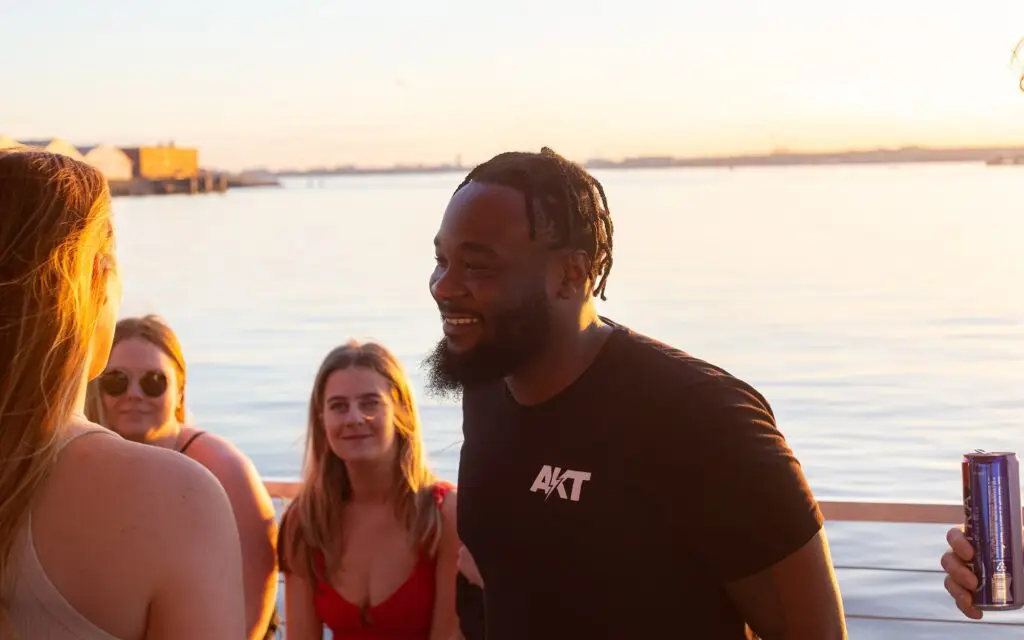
[453,147,614,301]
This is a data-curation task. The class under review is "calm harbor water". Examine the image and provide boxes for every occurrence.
[111,163,1024,638]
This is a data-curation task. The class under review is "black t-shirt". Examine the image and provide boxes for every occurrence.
[455,322,824,639]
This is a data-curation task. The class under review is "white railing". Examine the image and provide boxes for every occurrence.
[818,499,962,525]
[264,479,301,501]
[261,480,1024,635]
[263,478,967,524]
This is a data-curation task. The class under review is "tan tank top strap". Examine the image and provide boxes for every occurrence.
[7,420,122,639]
[54,421,117,453]
[13,513,122,639]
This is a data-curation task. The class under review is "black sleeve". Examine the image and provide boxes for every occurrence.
[455,574,486,639]
[684,379,824,582]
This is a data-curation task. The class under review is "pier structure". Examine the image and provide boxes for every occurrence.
[0,136,269,196]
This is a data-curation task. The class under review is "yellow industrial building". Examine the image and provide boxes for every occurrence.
[121,145,199,180]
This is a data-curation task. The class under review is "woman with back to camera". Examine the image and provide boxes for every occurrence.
[278,340,460,640]
[84,315,279,639]
[0,150,245,638]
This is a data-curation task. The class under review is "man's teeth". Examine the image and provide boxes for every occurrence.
[445,317,479,325]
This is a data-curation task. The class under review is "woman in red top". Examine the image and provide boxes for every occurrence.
[279,340,460,640]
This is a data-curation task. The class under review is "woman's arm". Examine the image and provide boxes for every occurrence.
[191,436,280,639]
[429,491,460,640]
[146,459,246,639]
[279,504,324,640]
[284,572,324,640]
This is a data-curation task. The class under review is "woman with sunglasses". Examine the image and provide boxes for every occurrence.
[278,341,461,640]
[85,315,279,640]
[0,150,244,638]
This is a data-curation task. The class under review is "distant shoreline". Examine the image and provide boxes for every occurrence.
[269,145,1024,178]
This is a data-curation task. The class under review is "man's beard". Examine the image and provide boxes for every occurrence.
[423,293,552,400]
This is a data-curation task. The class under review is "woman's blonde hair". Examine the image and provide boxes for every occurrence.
[84,315,188,425]
[0,151,114,596]
[281,340,441,580]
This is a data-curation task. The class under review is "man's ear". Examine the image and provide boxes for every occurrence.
[554,250,592,300]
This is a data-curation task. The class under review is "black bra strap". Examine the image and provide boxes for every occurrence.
[177,430,206,454]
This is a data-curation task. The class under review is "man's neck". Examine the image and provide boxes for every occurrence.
[505,306,612,407]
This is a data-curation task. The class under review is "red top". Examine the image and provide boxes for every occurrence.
[312,482,454,639]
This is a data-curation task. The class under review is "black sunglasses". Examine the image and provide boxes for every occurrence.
[99,370,168,398]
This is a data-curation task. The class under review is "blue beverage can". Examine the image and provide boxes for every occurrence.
[962,451,1024,610]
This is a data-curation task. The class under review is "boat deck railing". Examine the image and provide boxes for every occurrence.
[261,480,1024,637]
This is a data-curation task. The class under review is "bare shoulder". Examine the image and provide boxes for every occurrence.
[74,431,231,526]
[277,499,312,579]
[64,427,218,488]
[183,430,253,470]
[181,430,276,523]
[183,431,265,488]
[439,487,458,525]
[435,486,458,552]
[78,434,248,638]
[34,426,239,628]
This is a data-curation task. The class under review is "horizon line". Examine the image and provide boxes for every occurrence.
[255,142,1024,175]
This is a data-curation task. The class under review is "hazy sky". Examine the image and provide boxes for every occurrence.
[5,0,1024,170]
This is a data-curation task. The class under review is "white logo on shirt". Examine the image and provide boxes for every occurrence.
[529,464,592,502]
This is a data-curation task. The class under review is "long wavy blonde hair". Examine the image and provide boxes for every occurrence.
[281,340,442,580]
[0,151,114,601]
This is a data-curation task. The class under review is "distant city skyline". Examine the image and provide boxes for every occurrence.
[5,0,1024,171]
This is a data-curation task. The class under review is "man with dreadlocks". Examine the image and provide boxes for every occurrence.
[425,148,846,639]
